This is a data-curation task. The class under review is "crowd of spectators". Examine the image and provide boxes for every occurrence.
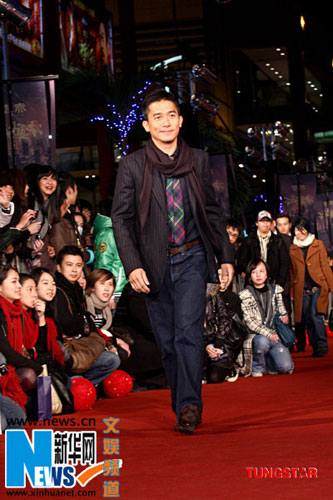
[1,165,332,430]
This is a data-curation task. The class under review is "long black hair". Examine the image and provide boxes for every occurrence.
[27,164,59,224]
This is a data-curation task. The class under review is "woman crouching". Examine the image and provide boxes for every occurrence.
[239,258,294,377]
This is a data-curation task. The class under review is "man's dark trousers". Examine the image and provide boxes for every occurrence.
[145,244,209,421]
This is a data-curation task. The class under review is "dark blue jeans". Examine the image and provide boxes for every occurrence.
[302,291,328,352]
[145,245,209,422]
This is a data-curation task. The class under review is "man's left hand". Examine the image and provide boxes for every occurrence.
[219,263,234,290]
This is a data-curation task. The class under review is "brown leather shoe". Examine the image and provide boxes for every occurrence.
[174,405,202,435]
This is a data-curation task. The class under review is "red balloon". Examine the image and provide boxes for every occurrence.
[103,370,133,398]
[71,377,97,411]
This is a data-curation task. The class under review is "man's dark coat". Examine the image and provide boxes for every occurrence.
[238,231,290,287]
[111,147,233,293]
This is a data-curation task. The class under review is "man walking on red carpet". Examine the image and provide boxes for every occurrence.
[112,89,234,434]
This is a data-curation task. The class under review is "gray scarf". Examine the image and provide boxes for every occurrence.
[85,292,113,331]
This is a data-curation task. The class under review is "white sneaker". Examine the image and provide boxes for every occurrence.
[251,371,263,377]
[225,371,239,383]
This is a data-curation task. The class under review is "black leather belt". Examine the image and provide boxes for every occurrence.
[167,239,202,256]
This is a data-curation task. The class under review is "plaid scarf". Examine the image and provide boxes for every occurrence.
[139,137,219,252]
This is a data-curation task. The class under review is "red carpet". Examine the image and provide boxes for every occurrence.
[1,339,333,499]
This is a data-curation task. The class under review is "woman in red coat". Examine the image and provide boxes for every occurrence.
[290,217,333,357]
[0,265,42,410]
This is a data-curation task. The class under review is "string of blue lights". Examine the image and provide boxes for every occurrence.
[90,80,152,156]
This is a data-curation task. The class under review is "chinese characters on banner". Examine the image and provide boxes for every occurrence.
[2,79,56,169]
[103,416,122,498]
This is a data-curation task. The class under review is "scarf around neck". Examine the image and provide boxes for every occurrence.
[247,284,274,327]
[85,292,113,331]
[0,296,24,353]
[139,137,219,252]
[0,297,28,410]
[293,233,315,248]
[257,230,271,262]
[55,271,84,306]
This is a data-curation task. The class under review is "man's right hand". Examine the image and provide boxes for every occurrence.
[129,268,150,294]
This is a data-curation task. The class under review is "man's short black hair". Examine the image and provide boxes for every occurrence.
[225,218,241,232]
[141,89,180,120]
[57,245,84,265]
[276,213,292,223]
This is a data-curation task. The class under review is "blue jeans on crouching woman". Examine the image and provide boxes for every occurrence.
[252,335,294,374]
[145,244,209,422]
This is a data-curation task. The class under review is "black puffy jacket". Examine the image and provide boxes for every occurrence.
[204,288,248,358]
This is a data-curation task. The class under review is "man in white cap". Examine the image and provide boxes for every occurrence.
[238,210,289,288]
